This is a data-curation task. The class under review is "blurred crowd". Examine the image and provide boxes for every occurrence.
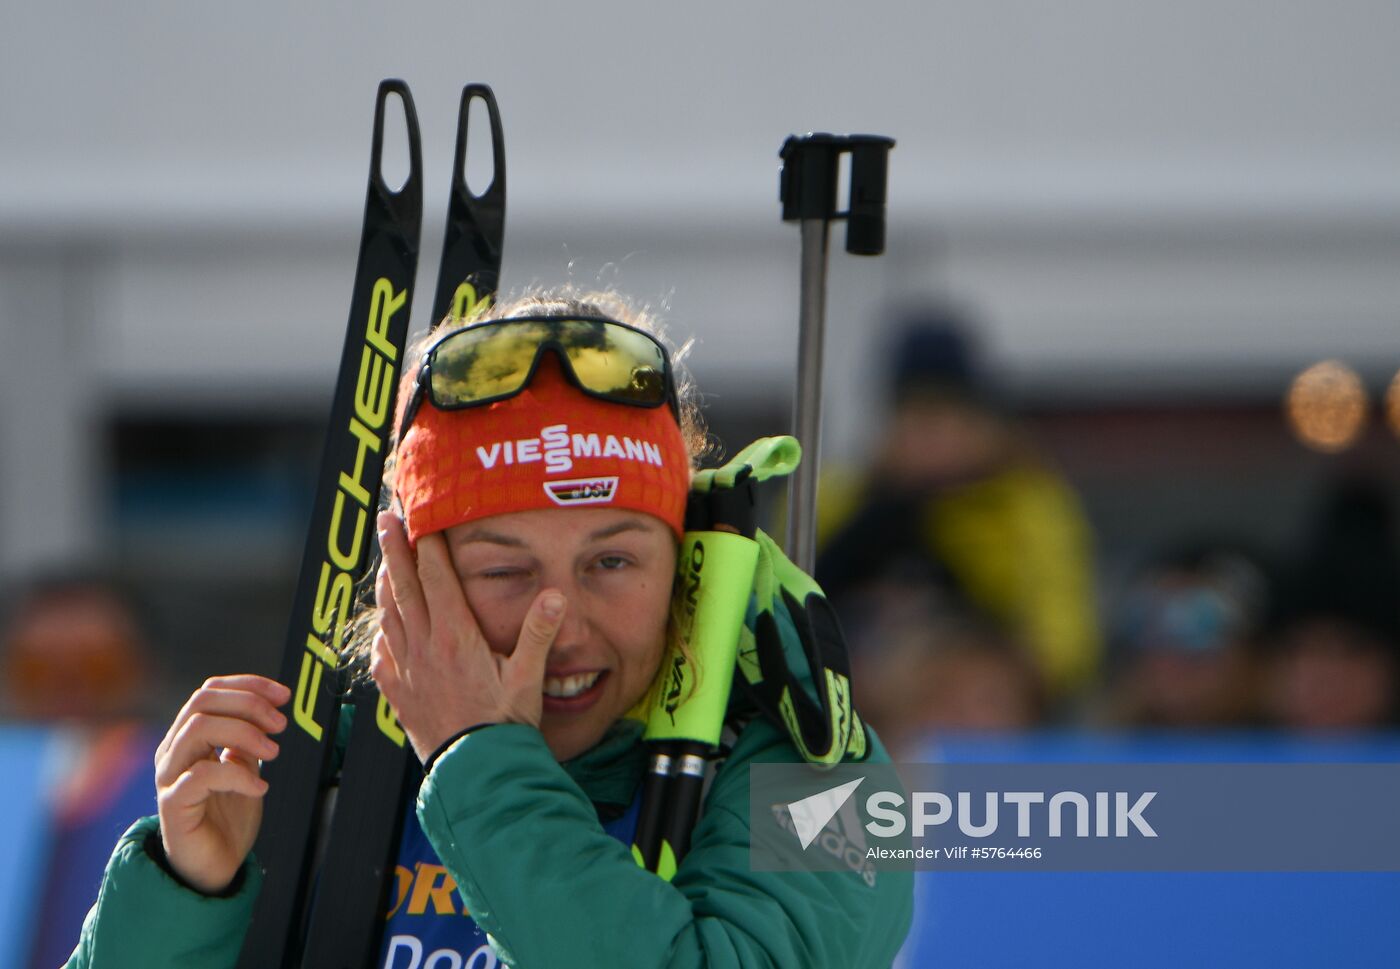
[4,304,1398,759]
[815,305,1400,757]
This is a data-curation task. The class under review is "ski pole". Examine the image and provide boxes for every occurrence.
[634,134,894,879]
[779,134,894,573]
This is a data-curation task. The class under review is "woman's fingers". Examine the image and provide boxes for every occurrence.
[163,675,289,742]
[369,629,402,698]
[182,686,288,735]
[220,745,261,771]
[378,511,430,641]
[502,590,566,702]
[413,532,481,651]
[157,713,281,788]
[161,758,269,817]
[194,674,289,704]
[375,561,400,630]
[378,515,483,672]
[375,562,407,657]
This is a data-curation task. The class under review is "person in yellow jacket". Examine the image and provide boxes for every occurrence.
[816,308,1102,704]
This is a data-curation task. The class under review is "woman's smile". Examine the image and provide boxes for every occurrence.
[541,668,609,712]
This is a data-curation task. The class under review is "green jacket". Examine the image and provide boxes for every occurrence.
[64,712,912,968]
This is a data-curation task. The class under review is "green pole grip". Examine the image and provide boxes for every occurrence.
[644,530,760,745]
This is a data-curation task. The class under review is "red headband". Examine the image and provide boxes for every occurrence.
[395,354,690,542]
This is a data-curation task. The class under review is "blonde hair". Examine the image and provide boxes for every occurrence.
[343,287,711,679]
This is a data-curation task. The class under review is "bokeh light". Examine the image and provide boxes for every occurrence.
[1285,360,1367,453]
[1387,369,1400,440]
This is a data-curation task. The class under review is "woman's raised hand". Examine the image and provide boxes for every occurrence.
[371,510,566,764]
[154,674,289,894]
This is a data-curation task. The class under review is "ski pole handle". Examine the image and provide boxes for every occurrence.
[779,134,894,573]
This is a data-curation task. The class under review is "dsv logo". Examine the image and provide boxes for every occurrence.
[543,476,619,506]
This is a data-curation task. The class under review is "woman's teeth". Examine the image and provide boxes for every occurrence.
[543,671,602,699]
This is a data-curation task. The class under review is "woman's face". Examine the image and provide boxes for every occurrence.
[444,507,675,760]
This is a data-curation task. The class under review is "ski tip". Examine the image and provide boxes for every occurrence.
[452,82,505,202]
[370,79,423,200]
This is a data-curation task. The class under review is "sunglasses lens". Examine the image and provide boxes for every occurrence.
[428,319,669,409]
[429,320,553,405]
[555,320,668,406]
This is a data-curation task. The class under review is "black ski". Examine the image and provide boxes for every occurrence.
[297,84,508,969]
[235,80,424,969]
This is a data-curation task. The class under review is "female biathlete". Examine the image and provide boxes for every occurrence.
[64,291,913,968]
